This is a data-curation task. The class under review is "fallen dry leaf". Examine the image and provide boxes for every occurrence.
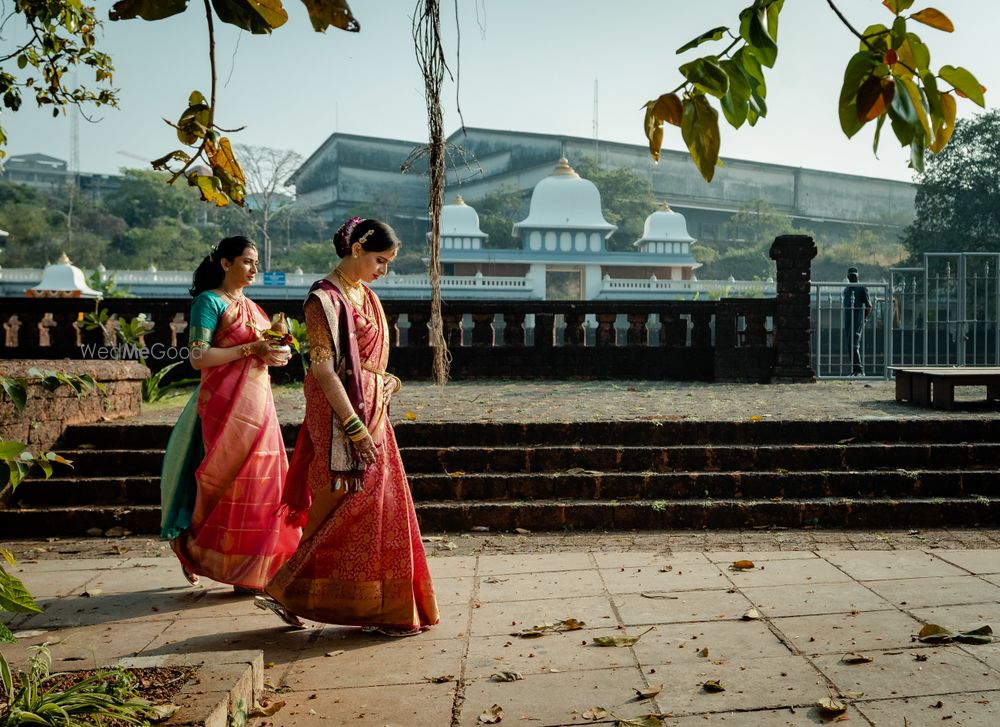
[730,560,755,570]
[592,635,640,647]
[742,607,762,620]
[659,565,673,572]
[702,680,725,692]
[248,700,285,718]
[816,697,847,714]
[325,650,345,657]
[556,618,586,631]
[490,671,523,682]
[478,703,504,724]
[581,706,608,720]
[424,674,454,683]
[840,652,874,664]
[614,715,662,727]
[634,684,663,699]
[697,647,709,658]
[640,591,679,600]
[147,704,181,722]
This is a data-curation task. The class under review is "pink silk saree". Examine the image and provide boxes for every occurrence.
[266,282,439,630]
[171,297,300,589]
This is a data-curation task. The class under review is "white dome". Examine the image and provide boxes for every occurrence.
[634,205,694,246]
[439,195,486,238]
[27,253,102,298]
[513,158,615,234]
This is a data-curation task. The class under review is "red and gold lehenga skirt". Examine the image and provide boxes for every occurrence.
[266,284,439,630]
[169,298,300,590]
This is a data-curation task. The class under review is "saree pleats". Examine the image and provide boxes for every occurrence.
[267,283,439,630]
[168,298,300,590]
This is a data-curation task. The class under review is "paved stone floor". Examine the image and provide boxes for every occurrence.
[3,534,1000,726]
[5,380,998,724]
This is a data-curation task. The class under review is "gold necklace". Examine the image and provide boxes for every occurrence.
[221,288,244,303]
[334,268,365,309]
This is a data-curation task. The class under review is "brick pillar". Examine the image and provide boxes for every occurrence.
[769,234,817,383]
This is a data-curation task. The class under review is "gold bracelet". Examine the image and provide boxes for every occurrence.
[241,343,253,358]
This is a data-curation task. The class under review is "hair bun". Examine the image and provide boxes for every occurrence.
[334,216,364,258]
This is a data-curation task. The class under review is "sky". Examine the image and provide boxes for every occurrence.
[2,0,997,184]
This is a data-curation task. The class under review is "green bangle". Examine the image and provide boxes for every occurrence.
[347,425,369,443]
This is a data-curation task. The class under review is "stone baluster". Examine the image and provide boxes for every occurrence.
[659,313,687,346]
[743,311,769,346]
[563,310,586,346]
[769,234,818,382]
[408,311,430,347]
[4,315,21,347]
[385,313,401,348]
[38,313,57,347]
[533,313,555,348]
[627,313,649,346]
[691,311,712,347]
[169,312,188,348]
[595,313,617,346]
[443,313,464,348]
[503,313,526,346]
[471,313,495,346]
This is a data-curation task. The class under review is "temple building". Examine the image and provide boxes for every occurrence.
[435,158,700,299]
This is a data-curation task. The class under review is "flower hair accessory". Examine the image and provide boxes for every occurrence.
[335,216,365,257]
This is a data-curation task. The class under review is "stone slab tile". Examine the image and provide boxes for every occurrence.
[856,690,1000,726]
[599,563,730,594]
[469,595,616,637]
[11,569,106,599]
[864,576,1000,609]
[648,655,826,716]
[459,666,652,726]
[17,587,209,628]
[477,569,606,601]
[958,642,1000,675]
[68,562,182,594]
[264,683,456,727]
[4,620,171,669]
[426,554,477,579]
[726,558,854,588]
[660,705,868,725]
[143,615,315,669]
[983,574,1000,589]
[10,558,127,572]
[772,609,925,655]
[465,627,635,679]
[614,589,755,626]
[631,619,793,667]
[933,550,1000,575]
[593,551,710,569]
[908,603,1000,636]
[706,551,819,563]
[742,581,894,618]
[819,550,968,581]
[282,636,463,689]
[477,552,595,575]
[811,647,1000,701]
[430,576,474,606]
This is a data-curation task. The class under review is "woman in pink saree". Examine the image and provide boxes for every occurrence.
[256,218,439,635]
[160,236,300,592]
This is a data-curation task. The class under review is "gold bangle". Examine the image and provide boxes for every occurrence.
[241,343,253,358]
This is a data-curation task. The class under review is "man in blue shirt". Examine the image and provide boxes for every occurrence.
[843,266,872,376]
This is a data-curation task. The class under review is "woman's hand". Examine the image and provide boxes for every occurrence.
[264,345,291,367]
[353,432,377,467]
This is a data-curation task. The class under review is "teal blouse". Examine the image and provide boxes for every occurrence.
[189,291,229,347]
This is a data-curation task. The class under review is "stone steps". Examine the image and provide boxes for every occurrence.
[3,418,998,535]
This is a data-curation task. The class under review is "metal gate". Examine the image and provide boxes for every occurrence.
[889,253,1000,369]
[811,253,1000,378]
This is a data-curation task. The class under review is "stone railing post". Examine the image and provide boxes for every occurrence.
[769,234,818,382]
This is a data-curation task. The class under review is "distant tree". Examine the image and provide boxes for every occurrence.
[0,200,63,266]
[471,186,524,249]
[574,158,657,252]
[697,199,803,279]
[233,144,303,271]
[902,110,1000,261]
[104,169,201,228]
[105,219,206,270]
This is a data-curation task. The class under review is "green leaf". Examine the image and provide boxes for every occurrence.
[0,621,14,644]
[0,441,27,460]
[592,634,641,647]
[614,716,662,727]
[109,0,190,22]
[682,95,721,183]
[939,65,985,107]
[766,0,784,45]
[890,16,907,49]
[928,91,956,153]
[738,47,766,92]
[719,59,751,128]
[839,51,881,137]
[300,0,361,32]
[679,57,729,98]
[210,0,287,34]
[860,23,891,53]
[955,625,994,645]
[0,549,15,567]
[676,26,729,54]
[873,113,886,156]
[35,456,53,480]
[740,5,777,68]
[0,567,42,614]
[0,377,27,413]
[888,76,919,146]
[917,623,954,643]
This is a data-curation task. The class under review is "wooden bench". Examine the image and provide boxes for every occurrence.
[890,367,1000,409]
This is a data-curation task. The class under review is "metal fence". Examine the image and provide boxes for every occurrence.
[812,253,1000,378]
